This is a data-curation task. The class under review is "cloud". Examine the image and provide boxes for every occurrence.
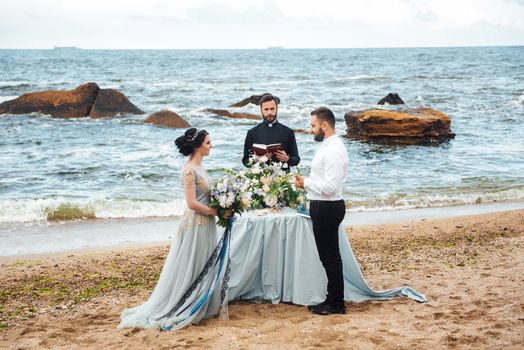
[0,0,523,48]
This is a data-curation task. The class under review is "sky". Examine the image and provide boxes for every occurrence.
[1,0,523,49]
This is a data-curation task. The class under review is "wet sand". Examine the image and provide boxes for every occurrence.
[1,209,523,349]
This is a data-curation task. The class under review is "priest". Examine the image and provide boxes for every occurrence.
[242,93,300,167]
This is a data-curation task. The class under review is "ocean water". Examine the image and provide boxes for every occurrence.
[1,47,523,226]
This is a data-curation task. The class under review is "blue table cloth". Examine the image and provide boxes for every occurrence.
[227,208,427,305]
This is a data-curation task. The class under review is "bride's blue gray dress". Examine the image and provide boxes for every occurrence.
[119,165,229,330]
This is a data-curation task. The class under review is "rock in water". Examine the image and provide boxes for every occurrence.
[144,110,191,128]
[344,108,455,145]
[0,83,100,118]
[377,93,405,105]
[89,89,144,118]
[229,94,281,107]
[205,108,260,120]
[0,82,144,118]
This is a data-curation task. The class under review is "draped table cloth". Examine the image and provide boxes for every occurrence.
[227,208,427,305]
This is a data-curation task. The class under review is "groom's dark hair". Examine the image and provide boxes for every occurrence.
[311,107,335,128]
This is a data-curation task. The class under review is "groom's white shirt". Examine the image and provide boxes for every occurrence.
[304,134,348,201]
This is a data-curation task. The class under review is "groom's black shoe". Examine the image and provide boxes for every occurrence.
[310,303,346,315]
[307,300,329,311]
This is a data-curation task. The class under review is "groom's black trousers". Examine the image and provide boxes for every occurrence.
[309,199,346,307]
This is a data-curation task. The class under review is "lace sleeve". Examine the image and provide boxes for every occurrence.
[182,168,195,186]
[182,168,196,197]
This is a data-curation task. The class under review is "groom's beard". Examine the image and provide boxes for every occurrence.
[314,129,325,142]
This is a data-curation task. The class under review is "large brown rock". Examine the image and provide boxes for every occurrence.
[0,83,144,118]
[229,94,280,107]
[205,108,261,120]
[144,110,191,128]
[89,89,144,118]
[0,82,100,118]
[344,108,455,145]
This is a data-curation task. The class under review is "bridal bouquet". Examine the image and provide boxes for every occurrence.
[209,175,245,227]
[228,158,308,211]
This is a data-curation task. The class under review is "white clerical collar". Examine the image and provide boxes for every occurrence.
[265,120,277,128]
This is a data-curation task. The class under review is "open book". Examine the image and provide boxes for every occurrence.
[252,143,283,156]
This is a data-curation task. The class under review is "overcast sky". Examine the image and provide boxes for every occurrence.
[1,0,523,49]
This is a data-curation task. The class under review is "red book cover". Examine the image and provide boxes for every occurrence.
[252,143,282,156]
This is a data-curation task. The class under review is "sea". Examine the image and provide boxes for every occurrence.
[1,46,523,228]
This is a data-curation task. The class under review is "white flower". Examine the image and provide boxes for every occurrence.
[260,176,272,185]
[219,196,227,208]
[264,195,277,207]
[252,166,262,175]
[241,196,251,208]
[226,195,234,207]
[263,184,270,193]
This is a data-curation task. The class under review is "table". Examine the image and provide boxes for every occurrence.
[227,208,427,305]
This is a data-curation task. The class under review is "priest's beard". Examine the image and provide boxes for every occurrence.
[314,129,325,142]
[263,112,277,124]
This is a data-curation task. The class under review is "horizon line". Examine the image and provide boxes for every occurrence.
[0,44,523,50]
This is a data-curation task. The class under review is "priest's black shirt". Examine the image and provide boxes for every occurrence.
[242,120,300,167]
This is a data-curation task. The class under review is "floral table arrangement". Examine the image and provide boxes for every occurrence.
[210,158,308,227]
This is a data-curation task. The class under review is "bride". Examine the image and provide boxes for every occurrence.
[119,128,231,330]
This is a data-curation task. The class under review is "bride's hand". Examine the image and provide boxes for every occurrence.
[209,207,218,216]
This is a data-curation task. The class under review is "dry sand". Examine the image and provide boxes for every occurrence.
[1,209,523,349]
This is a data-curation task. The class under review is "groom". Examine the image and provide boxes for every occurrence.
[295,107,348,315]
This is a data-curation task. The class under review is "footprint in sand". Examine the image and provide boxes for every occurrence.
[62,327,76,333]
[123,327,142,337]
[289,316,310,324]
[369,335,385,345]
[433,312,446,320]
[18,328,32,337]
[485,330,502,338]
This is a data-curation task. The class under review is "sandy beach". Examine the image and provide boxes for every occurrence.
[1,209,523,349]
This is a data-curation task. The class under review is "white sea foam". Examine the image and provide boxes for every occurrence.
[348,75,387,81]
[346,187,524,212]
[0,95,18,103]
[0,81,31,87]
[1,186,523,224]
[518,94,524,104]
[0,198,186,224]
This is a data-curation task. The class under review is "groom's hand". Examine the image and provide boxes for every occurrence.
[295,175,304,189]
[275,150,289,163]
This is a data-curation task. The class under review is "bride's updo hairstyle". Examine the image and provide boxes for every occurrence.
[174,128,209,156]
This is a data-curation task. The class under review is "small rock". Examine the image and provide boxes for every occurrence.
[229,94,280,107]
[144,110,191,128]
[377,92,405,105]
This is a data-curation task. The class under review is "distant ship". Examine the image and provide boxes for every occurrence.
[53,46,81,50]
[267,46,284,50]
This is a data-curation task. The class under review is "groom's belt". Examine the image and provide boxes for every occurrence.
[309,199,344,203]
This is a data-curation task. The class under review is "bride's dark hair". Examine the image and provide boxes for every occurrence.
[174,128,209,156]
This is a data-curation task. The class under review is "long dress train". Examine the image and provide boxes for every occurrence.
[119,165,230,330]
